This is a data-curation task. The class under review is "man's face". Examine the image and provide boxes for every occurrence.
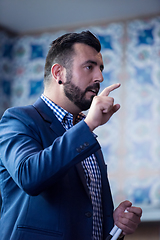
[63,43,104,111]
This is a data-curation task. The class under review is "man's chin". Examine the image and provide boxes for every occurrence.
[76,100,92,111]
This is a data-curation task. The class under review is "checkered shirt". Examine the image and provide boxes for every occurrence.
[41,94,103,240]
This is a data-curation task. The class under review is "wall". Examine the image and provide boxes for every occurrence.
[126,222,160,240]
[0,15,160,237]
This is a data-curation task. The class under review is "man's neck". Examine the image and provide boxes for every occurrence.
[43,91,81,118]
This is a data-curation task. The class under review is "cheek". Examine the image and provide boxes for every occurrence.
[72,68,92,89]
[73,74,87,89]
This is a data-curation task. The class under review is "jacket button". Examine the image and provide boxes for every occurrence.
[84,142,89,147]
[85,212,92,218]
[76,148,81,153]
[80,145,85,150]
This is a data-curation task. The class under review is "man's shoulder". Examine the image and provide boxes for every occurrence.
[0,101,45,139]
[3,104,36,120]
[2,98,44,119]
[0,99,44,128]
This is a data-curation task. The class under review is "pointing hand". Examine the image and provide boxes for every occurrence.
[84,83,121,131]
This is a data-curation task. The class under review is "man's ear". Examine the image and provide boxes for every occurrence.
[51,63,63,84]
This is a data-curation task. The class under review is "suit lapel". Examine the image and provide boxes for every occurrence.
[95,150,114,225]
[76,163,91,199]
[33,97,65,136]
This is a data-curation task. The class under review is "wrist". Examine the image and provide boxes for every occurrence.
[84,119,95,132]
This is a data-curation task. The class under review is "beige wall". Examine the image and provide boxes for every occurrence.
[126,222,160,240]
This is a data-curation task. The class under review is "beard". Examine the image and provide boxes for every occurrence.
[63,69,100,111]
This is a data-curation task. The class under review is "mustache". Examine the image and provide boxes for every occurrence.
[84,83,100,94]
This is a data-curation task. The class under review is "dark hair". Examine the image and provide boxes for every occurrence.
[44,31,101,84]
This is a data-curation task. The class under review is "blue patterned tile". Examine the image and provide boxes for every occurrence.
[29,79,43,96]
[137,28,154,46]
[30,45,44,59]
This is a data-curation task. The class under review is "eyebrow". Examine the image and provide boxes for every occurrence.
[83,60,104,72]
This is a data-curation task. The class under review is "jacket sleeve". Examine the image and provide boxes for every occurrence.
[0,106,101,196]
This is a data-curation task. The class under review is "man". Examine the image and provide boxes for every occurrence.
[0,31,142,240]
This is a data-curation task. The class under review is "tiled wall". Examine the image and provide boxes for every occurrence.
[0,16,160,221]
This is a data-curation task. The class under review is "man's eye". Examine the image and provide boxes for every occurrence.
[86,65,92,70]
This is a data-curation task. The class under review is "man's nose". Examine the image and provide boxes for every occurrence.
[94,69,104,83]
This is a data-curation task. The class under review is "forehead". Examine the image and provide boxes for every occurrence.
[73,43,103,64]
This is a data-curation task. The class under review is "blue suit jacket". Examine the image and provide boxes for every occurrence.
[0,98,114,240]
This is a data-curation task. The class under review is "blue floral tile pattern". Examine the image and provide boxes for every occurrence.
[0,16,160,221]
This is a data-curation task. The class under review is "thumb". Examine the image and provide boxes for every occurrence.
[102,103,120,114]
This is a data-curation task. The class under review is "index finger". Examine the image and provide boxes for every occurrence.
[100,83,121,97]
